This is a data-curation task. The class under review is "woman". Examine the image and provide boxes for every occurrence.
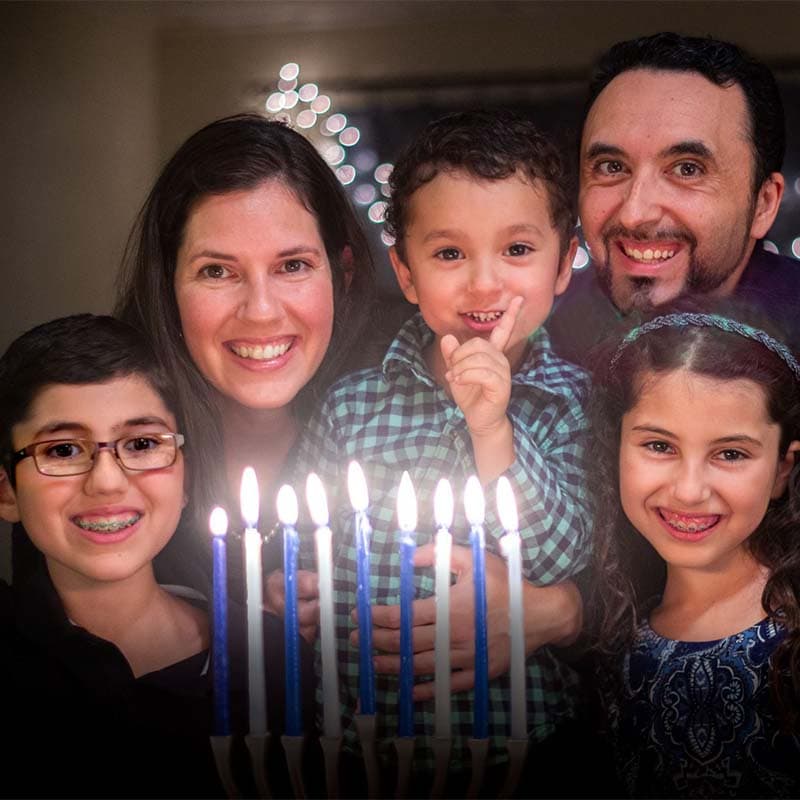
[115,113,377,583]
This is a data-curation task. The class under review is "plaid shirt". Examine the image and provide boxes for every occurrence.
[293,313,590,772]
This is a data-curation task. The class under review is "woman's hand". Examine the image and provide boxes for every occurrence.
[264,568,321,644]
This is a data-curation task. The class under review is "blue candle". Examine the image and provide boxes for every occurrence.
[464,476,489,740]
[348,461,375,715]
[277,484,303,736]
[397,471,418,738]
[209,506,230,736]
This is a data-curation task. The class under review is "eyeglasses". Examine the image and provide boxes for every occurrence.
[12,433,185,476]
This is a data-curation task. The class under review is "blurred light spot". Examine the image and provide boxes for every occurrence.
[323,144,345,166]
[380,183,392,198]
[279,63,300,81]
[572,246,590,270]
[792,237,800,259]
[368,201,388,223]
[298,83,319,102]
[380,230,396,247]
[762,239,779,255]
[325,113,347,134]
[278,77,297,92]
[353,183,376,205]
[339,127,361,147]
[354,149,377,171]
[273,111,292,125]
[336,165,356,185]
[374,163,393,184]
[282,90,299,109]
[265,92,285,113]
[311,95,331,114]
[794,177,800,196]
[296,109,317,129]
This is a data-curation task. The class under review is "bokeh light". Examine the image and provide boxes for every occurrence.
[279,62,300,81]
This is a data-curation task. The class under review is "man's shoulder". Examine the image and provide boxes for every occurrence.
[547,266,619,367]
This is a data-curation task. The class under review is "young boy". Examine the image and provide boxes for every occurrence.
[293,110,590,789]
[0,314,306,798]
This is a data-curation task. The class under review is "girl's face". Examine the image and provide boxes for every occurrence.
[619,368,799,576]
[174,180,335,413]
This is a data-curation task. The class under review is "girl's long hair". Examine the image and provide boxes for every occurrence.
[115,114,376,523]
[586,300,800,729]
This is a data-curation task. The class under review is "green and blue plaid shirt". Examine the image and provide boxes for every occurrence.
[293,313,591,772]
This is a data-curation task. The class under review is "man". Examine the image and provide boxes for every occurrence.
[549,32,799,365]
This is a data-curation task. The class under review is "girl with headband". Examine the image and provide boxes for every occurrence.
[586,305,800,797]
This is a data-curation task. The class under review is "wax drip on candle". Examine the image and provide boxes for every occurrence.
[397,471,417,739]
[278,484,303,736]
[209,506,230,736]
[347,460,376,715]
[306,472,342,739]
[497,476,526,742]
[464,475,489,741]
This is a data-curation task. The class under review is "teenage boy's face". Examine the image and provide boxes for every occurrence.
[0,376,185,588]
[390,171,575,372]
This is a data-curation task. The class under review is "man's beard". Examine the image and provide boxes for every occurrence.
[594,217,753,313]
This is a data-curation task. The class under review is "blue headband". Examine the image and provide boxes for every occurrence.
[609,312,800,382]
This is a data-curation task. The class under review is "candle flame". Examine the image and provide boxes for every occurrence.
[496,476,519,533]
[464,475,485,526]
[396,471,417,532]
[209,506,228,537]
[305,473,329,527]
[277,484,299,526]
[347,460,369,512]
[433,478,454,530]
[240,466,259,528]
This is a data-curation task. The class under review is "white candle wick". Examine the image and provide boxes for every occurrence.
[277,484,299,526]
[209,506,228,537]
[240,466,260,529]
[464,475,485,526]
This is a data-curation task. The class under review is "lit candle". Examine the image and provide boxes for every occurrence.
[433,478,453,739]
[464,475,489,740]
[241,467,267,735]
[348,460,375,715]
[306,473,341,739]
[277,484,303,736]
[209,506,230,736]
[397,471,418,738]
[497,477,526,740]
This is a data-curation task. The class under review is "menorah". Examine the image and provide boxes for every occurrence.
[208,463,529,799]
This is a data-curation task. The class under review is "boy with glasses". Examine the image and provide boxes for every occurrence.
[0,314,307,797]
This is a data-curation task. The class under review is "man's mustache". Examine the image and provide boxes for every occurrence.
[601,223,697,249]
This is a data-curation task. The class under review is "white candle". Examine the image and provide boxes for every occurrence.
[306,472,341,738]
[433,478,454,740]
[241,466,267,735]
[497,476,526,740]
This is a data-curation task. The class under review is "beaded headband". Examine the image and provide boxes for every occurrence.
[608,312,800,382]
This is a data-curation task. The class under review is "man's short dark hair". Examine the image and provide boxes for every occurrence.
[585,32,785,193]
[0,314,181,480]
[384,109,576,259]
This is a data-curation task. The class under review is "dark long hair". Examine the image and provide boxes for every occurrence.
[115,114,376,520]
[587,301,800,729]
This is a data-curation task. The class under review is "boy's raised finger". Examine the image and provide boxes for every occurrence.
[489,295,524,352]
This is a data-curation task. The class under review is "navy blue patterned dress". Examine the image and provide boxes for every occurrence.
[604,617,800,798]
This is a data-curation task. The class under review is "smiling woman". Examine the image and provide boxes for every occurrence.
[115,115,376,572]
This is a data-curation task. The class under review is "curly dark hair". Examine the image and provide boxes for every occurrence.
[587,299,800,730]
[384,109,576,260]
[585,32,785,194]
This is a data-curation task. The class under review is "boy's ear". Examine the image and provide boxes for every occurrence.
[0,469,21,523]
[389,246,419,305]
[771,440,800,500]
[554,236,578,297]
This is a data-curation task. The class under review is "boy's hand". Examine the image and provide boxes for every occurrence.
[264,568,320,644]
[354,543,512,700]
[440,296,523,437]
